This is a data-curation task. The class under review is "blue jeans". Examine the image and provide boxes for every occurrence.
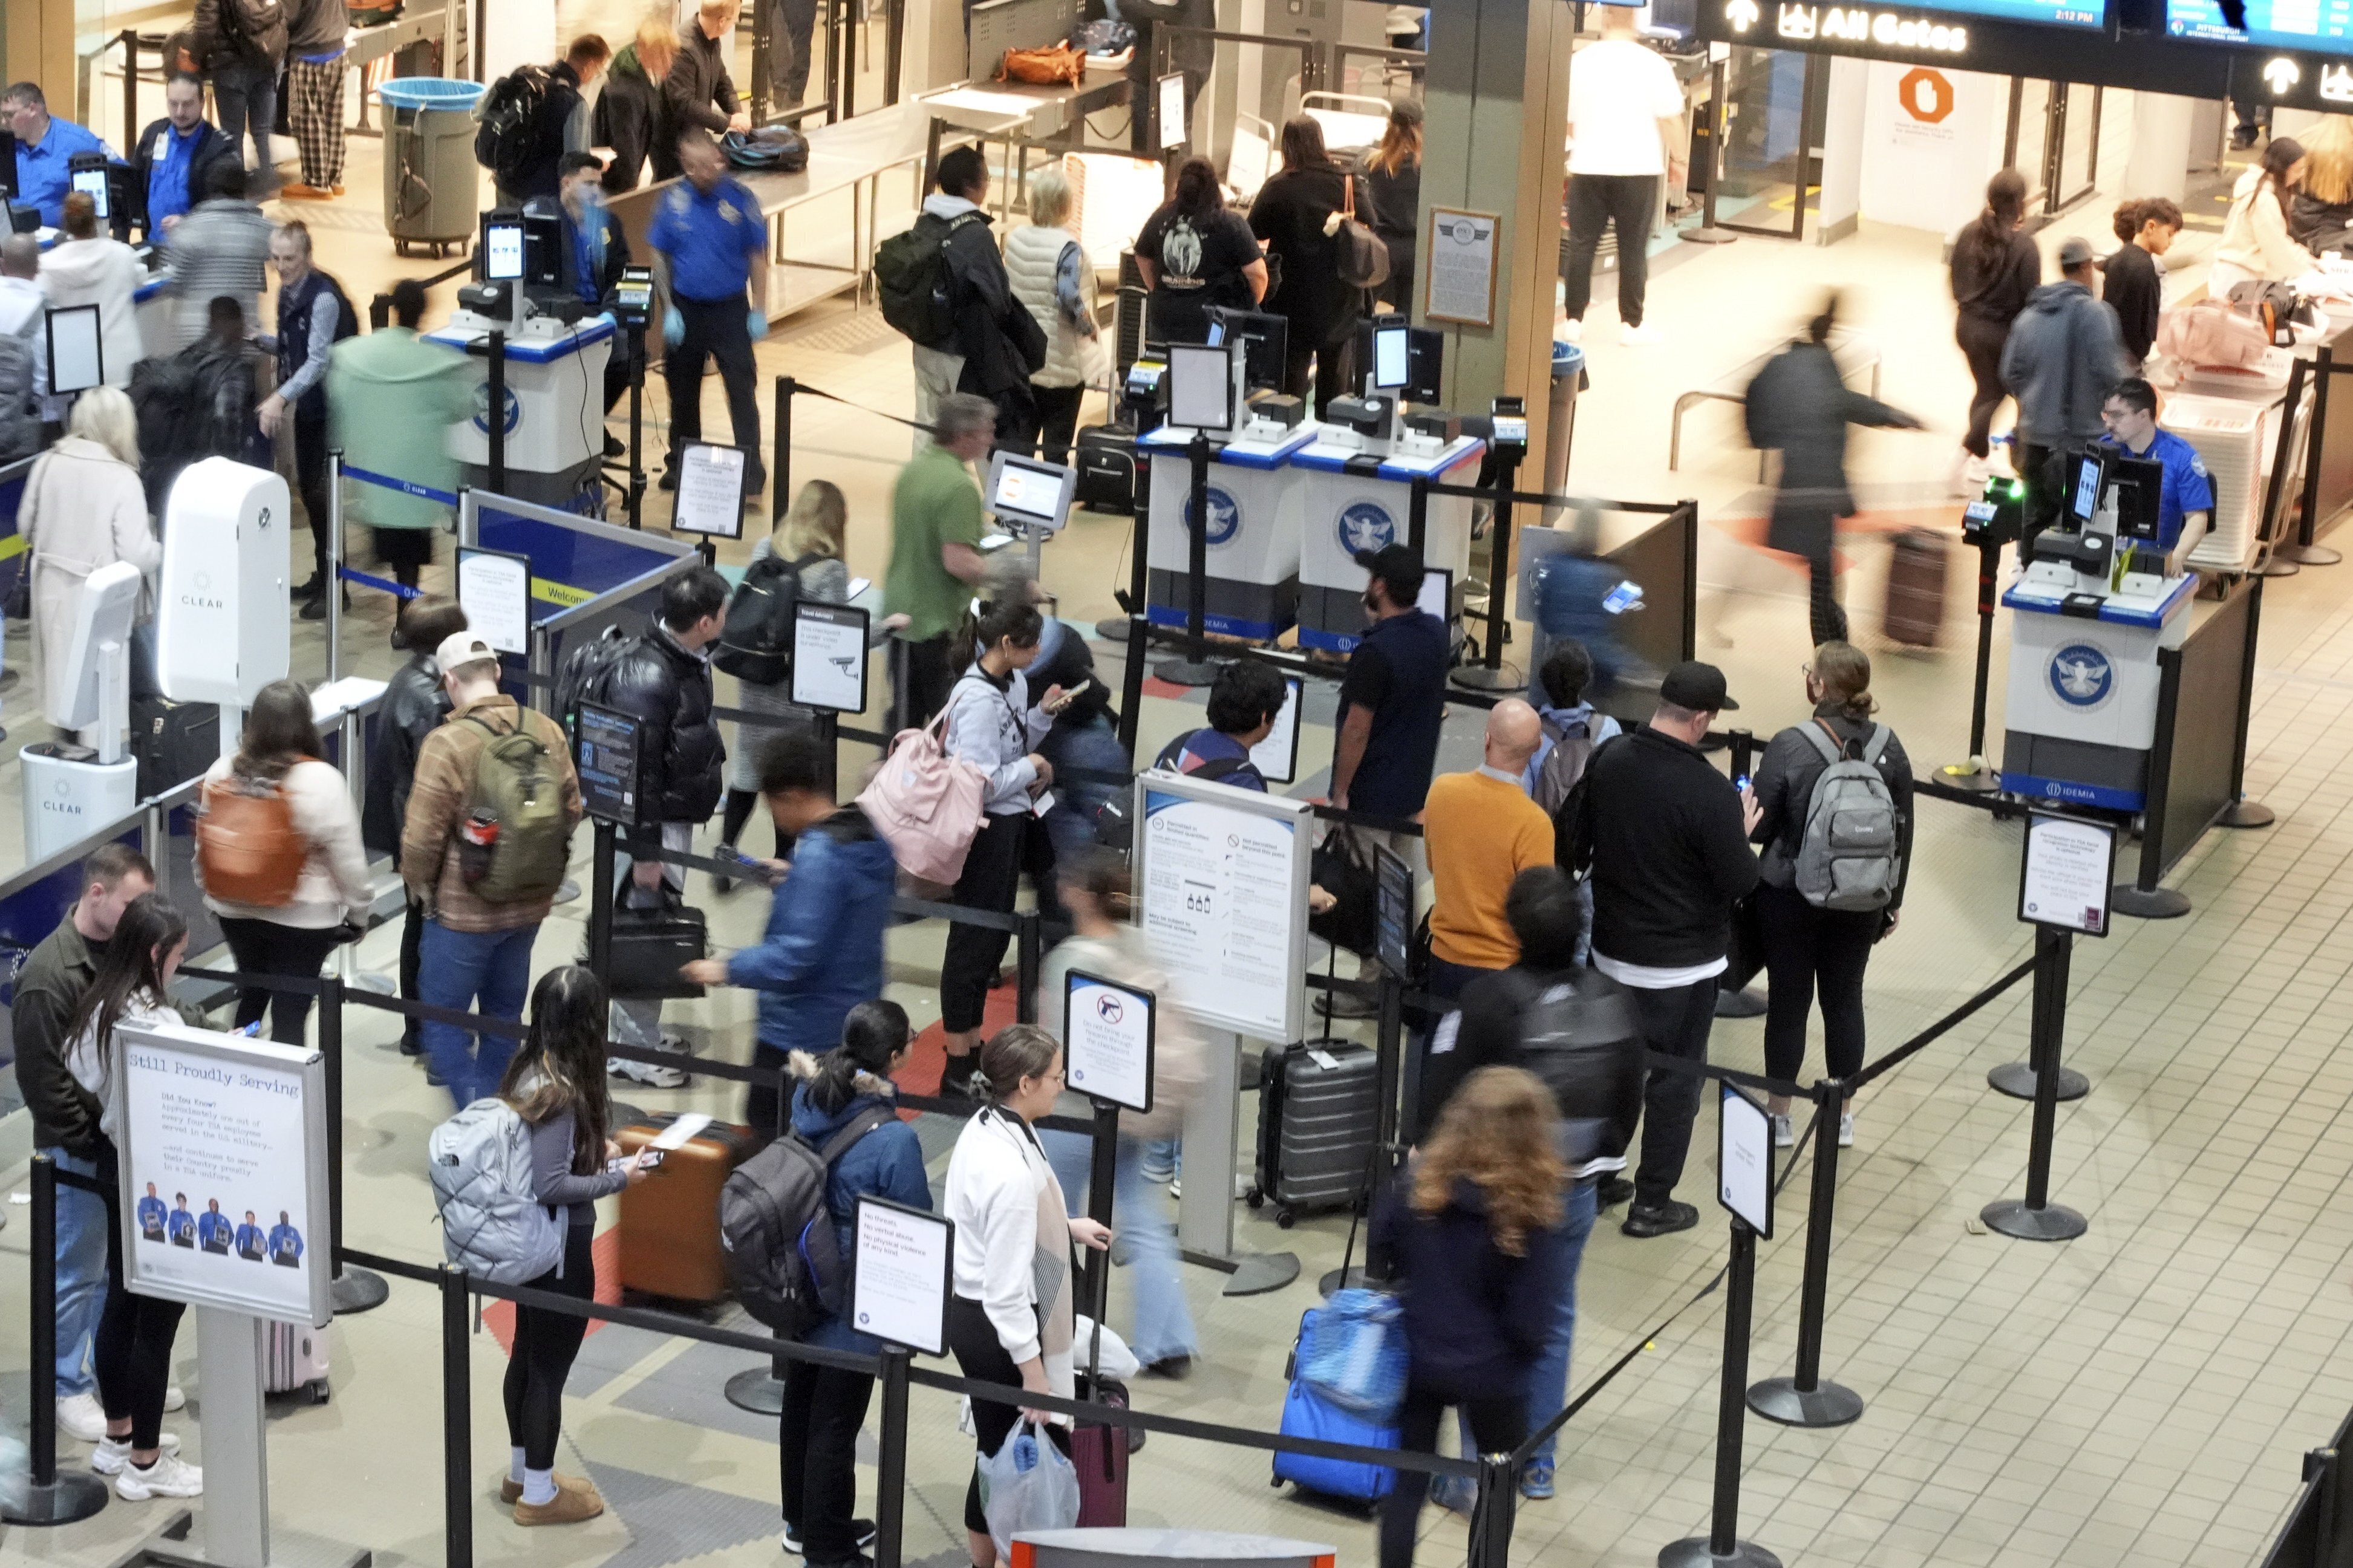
[1041,1127,1197,1367]
[1463,1179,1597,1466]
[47,1148,106,1398]
[419,921,538,1106]
[210,58,278,177]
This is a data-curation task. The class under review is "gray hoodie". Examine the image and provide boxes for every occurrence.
[1998,279,2131,449]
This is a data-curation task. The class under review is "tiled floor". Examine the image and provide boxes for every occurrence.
[0,70,2338,1568]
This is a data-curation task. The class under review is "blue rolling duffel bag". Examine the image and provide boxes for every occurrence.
[1271,1299,1400,1503]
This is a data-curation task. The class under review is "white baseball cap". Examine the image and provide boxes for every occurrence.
[434,631,499,675]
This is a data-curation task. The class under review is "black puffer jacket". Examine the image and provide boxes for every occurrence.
[364,652,452,862]
[594,46,669,192]
[601,624,724,847]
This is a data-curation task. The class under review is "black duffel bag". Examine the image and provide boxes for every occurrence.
[606,884,709,999]
[1308,828,1380,958]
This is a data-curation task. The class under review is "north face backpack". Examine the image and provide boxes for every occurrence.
[713,550,820,685]
[555,623,635,732]
[474,65,552,188]
[1529,715,1596,819]
[719,1105,894,1335]
[875,209,985,348]
[1512,971,1645,1168]
[427,1098,565,1285]
[459,714,572,903]
[1792,719,1902,912]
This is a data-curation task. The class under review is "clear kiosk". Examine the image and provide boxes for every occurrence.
[19,561,142,857]
[2002,447,2198,813]
[154,457,293,759]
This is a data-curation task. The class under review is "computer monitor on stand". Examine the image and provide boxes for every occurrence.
[1204,307,1288,391]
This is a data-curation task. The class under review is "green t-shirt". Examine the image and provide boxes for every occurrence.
[886,445,987,642]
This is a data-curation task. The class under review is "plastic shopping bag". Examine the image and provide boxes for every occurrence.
[977,1419,1081,1559]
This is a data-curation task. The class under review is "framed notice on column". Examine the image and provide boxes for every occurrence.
[1133,768,1311,1043]
[457,544,533,655]
[111,1020,333,1327]
[851,1196,954,1355]
[2017,812,2116,937]
[1423,208,1500,328]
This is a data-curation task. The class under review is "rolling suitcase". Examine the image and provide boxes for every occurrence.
[1882,528,1948,648]
[1248,1041,1380,1228]
[1074,424,1137,515]
[1070,1373,1131,1526]
[266,1319,331,1404]
[616,1114,752,1304]
[1271,1305,1397,1504]
[132,698,219,800]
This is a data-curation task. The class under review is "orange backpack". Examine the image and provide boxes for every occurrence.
[196,776,307,906]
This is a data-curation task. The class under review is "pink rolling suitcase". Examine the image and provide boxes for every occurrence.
[266,1319,331,1404]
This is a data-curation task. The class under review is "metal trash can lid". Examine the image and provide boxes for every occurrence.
[1552,340,1584,377]
[376,78,486,111]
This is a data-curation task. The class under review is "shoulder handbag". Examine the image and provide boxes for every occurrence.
[1331,175,1390,293]
[606,883,708,999]
[4,455,42,620]
[998,43,1085,85]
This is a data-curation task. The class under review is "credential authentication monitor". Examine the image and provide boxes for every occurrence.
[483,215,526,282]
[1371,321,1410,392]
[984,451,1077,534]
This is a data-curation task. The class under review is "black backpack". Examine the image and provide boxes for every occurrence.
[719,1107,893,1335]
[1153,729,1265,790]
[474,65,552,188]
[555,624,636,732]
[1510,970,1646,1168]
[713,551,820,685]
[875,209,984,347]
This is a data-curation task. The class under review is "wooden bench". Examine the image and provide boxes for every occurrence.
[1669,331,1884,475]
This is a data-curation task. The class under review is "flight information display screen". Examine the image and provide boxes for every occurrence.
[2167,0,2353,50]
[1879,0,2104,27]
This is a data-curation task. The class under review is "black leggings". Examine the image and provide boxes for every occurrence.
[947,1293,1066,1535]
[399,892,426,1049]
[1379,1384,1526,1568]
[1806,546,1848,648]
[720,788,767,859]
[503,1222,595,1471]
[1758,881,1881,1084]
[1282,331,1358,418]
[780,1358,876,1560]
[940,812,1033,1034]
[94,1147,185,1451]
[217,917,344,1044]
[1956,313,2009,460]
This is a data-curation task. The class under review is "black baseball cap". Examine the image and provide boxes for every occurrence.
[1659,660,1738,712]
[1356,544,1426,605]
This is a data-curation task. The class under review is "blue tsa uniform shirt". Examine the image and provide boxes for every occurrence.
[197,1209,233,1253]
[648,178,766,302]
[269,1223,304,1266]
[235,1222,266,1260]
[17,118,107,227]
[168,1206,195,1246]
[145,122,204,230]
[2098,428,2214,552]
[137,1195,168,1241]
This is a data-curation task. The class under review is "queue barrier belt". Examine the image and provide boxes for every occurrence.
[342,463,461,509]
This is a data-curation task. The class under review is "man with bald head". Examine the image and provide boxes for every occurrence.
[0,233,46,457]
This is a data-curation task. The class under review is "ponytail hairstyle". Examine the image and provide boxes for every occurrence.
[1369,100,1422,178]
[1058,844,1134,922]
[1957,168,2028,278]
[233,678,326,786]
[64,894,188,1109]
[977,1023,1062,1105]
[1810,639,1878,723]
[1170,155,1223,219]
[2111,197,2146,244]
[1806,290,1839,346]
[960,597,1044,668]
[804,998,912,1115]
[2257,136,2308,215]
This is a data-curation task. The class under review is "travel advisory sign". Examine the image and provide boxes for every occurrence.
[113,1020,333,1326]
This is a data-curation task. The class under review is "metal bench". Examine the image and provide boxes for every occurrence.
[1669,331,1883,473]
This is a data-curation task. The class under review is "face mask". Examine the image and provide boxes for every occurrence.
[579,186,605,213]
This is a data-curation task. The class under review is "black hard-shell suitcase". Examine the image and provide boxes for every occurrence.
[132,698,219,800]
[1075,424,1137,515]
[1248,1041,1380,1228]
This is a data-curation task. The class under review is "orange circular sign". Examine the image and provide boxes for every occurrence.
[1898,67,1955,124]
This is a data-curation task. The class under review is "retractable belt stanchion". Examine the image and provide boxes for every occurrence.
[1320,965,1404,1296]
[873,1347,912,1568]
[1086,1100,1121,1310]
[588,818,617,974]
[440,1266,474,1568]
[1155,434,1221,686]
[1940,490,2014,792]
[1682,57,1740,247]
[1982,924,2087,1242]
[724,1056,801,1417]
[2282,345,2343,567]
[1746,1082,1861,1428]
[627,329,648,529]
[322,973,390,1313]
[774,376,797,525]
[1988,914,2087,1101]
[2,1155,111,1525]
[1660,1218,1777,1568]
[1454,444,1525,692]
[488,330,509,496]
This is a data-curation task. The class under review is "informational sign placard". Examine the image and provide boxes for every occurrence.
[46,304,102,394]
[2017,811,2116,937]
[113,1020,331,1326]
[1374,842,1414,982]
[456,545,533,656]
[574,699,643,827]
[791,600,870,714]
[673,443,748,540]
[1247,675,1304,786]
[1424,208,1500,328]
[850,1196,954,1356]
[1134,769,1311,1043]
[1063,969,1155,1114]
[1717,1084,1774,1238]
[1158,73,1187,149]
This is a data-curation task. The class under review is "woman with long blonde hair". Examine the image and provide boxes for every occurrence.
[24,385,158,734]
[1372,1066,1571,1566]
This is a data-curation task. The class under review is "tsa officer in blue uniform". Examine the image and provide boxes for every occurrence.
[2097,376,2214,573]
[196,1198,233,1253]
[167,1192,195,1247]
[131,74,232,241]
[527,152,635,430]
[235,1210,266,1260]
[647,127,769,496]
[136,1183,168,1243]
[2,82,109,228]
[267,1211,303,1266]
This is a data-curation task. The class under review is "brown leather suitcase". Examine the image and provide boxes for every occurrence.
[1882,528,1948,648]
[615,1115,752,1304]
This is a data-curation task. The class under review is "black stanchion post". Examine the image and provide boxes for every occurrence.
[1407,475,1428,555]
[874,1347,912,1568]
[1470,1455,1517,1568]
[488,331,508,495]
[1155,434,1219,686]
[1086,1101,1120,1310]
[322,974,388,1313]
[4,1156,111,1525]
[1683,57,1738,245]
[815,708,839,798]
[627,331,647,529]
[1988,917,2087,1101]
[774,376,795,523]
[2221,581,2275,829]
[1454,454,1524,692]
[1982,924,2087,1242]
[2283,345,2342,566]
[2110,646,2191,922]
[589,819,617,973]
[1747,1082,1862,1428]
[441,1267,474,1568]
[1941,521,2006,791]
[1015,911,1042,1026]
[1660,1220,1778,1568]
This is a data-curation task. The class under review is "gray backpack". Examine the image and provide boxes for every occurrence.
[427,1098,565,1284]
[0,327,40,463]
[1792,720,1901,912]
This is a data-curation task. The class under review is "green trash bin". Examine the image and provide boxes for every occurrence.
[378,78,485,258]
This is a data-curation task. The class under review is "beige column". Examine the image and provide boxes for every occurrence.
[1415,0,1573,481]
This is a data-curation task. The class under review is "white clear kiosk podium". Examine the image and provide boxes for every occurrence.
[20,561,143,858]
[154,457,293,760]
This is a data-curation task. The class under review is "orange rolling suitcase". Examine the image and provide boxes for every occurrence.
[615,1115,752,1304]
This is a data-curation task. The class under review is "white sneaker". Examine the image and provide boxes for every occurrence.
[1619,322,1663,346]
[609,1035,691,1089]
[1558,317,1584,343]
[1770,1113,1793,1150]
[114,1450,202,1500]
[1838,1113,1855,1148]
[56,1392,106,1443]
[92,1433,180,1476]
[162,1384,185,1413]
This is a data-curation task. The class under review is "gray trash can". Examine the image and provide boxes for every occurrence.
[379,78,485,258]
[1545,339,1585,496]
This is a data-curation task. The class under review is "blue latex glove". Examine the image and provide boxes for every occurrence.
[663,307,685,349]
[746,309,769,342]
